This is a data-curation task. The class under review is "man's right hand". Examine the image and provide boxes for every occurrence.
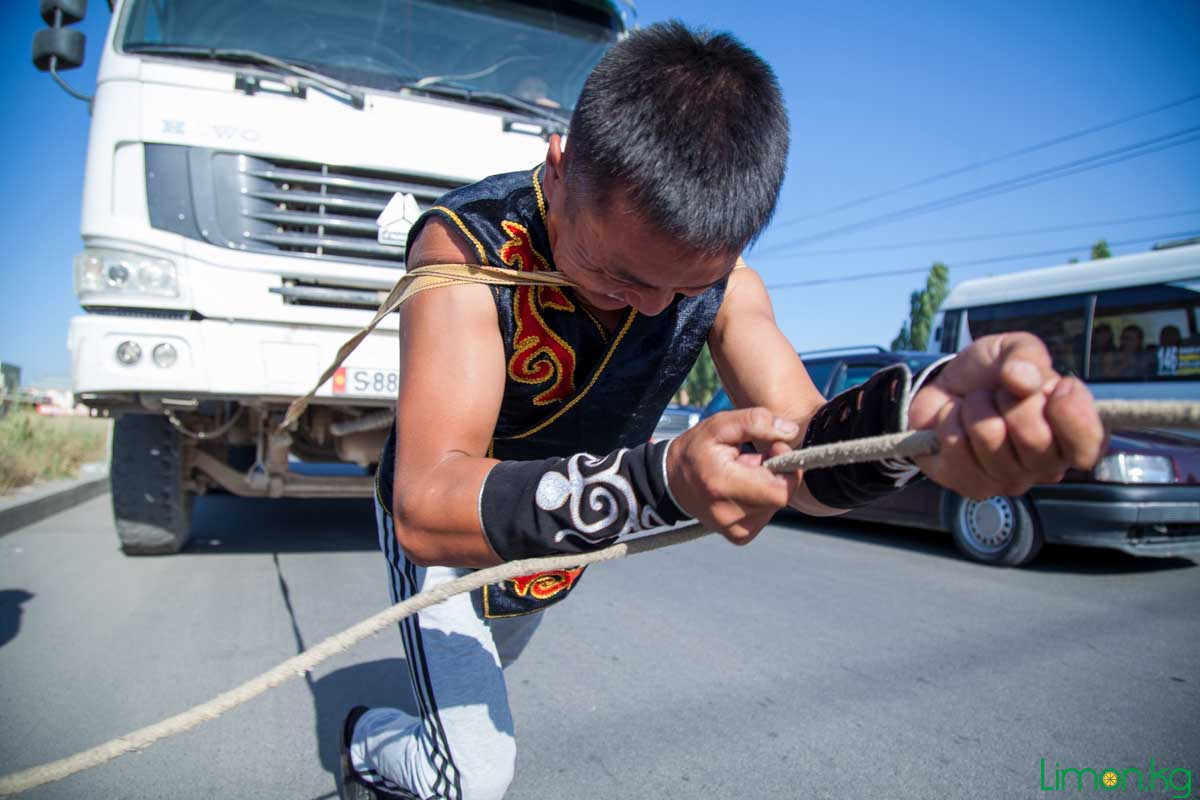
[666,408,801,545]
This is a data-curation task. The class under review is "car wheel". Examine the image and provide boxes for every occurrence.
[950,493,1043,566]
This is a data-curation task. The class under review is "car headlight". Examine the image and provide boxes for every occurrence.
[1093,453,1175,484]
[75,249,178,299]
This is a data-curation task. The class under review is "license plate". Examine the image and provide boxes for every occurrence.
[332,366,398,398]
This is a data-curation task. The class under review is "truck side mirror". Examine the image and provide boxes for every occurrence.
[31,0,92,103]
[40,0,88,26]
[33,27,86,71]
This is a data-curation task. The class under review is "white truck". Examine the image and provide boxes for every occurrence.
[33,0,630,553]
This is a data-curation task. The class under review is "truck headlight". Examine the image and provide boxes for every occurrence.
[1093,453,1174,484]
[115,340,142,366]
[152,343,178,368]
[75,249,178,299]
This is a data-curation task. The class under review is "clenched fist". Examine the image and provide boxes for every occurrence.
[909,332,1107,500]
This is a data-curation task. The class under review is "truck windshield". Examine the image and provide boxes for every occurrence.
[120,0,622,111]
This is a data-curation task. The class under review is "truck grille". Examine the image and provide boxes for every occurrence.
[145,145,464,268]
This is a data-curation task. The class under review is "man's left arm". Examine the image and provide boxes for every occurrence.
[707,266,1108,514]
[706,266,845,516]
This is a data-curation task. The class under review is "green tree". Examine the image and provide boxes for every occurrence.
[1090,239,1111,260]
[892,262,949,351]
[682,343,721,407]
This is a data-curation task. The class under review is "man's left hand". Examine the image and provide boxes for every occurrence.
[908,333,1107,500]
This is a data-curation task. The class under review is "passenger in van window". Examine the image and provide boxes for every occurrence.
[1090,323,1116,377]
[1117,324,1152,378]
[1159,325,1182,349]
[1120,324,1144,352]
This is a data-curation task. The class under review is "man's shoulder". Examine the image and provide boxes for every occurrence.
[410,166,545,266]
[409,215,483,267]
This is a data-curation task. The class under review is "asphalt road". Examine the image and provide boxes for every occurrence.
[1,494,1197,799]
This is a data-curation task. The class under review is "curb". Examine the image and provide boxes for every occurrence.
[0,468,110,538]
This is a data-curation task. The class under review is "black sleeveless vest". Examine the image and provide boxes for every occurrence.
[378,166,725,616]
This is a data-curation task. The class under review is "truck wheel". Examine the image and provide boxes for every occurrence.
[111,414,194,555]
[950,494,1043,567]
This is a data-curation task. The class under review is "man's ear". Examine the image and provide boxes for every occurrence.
[543,134,566,206]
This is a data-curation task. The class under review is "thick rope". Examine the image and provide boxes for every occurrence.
[1,401,1197,796]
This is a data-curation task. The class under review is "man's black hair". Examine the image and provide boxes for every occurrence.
[566,20,789,255]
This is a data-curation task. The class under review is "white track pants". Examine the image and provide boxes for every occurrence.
[350,500,542,800]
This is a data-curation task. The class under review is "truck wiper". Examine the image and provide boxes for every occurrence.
[401,80,570,133]
[125,45,366,110]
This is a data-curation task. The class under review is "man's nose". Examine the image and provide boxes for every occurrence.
[631,289,674,316]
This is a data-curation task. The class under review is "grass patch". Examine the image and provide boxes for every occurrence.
[0,411,111,493]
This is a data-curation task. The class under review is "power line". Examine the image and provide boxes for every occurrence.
[776,91,1200,228]
[751,208,1200,259]
[764,125,1200,251]
[761,228,1200,292]
[768,127,1200,251]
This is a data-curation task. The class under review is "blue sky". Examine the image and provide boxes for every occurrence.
[2,1,1199,387]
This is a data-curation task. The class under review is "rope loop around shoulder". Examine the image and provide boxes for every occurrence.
[277,263,579,432]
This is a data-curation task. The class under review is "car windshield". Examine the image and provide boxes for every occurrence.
[119,0,622,111]
[840,354,942,394]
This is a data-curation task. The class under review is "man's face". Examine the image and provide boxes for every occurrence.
[551,193,736,316]
[542,137,737,317]
[1120,327,1143,353]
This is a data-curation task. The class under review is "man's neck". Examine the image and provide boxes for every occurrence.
[574,294,627,334]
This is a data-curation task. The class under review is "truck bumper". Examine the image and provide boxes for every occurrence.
[68,314,397,406]
[1029,483,1200,558]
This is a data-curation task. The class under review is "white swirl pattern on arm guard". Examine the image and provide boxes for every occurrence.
[536,450,670,547]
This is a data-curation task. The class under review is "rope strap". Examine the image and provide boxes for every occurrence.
[278,263,577,431]
[1,400,1198,797]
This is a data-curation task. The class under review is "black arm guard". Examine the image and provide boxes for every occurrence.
[479,440,690,561]
[802,358,951,510]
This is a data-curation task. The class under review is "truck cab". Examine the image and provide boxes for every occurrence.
[36,0,630,552]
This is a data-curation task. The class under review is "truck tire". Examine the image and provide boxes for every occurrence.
[950,493,1043,567]
[111,413,194,555]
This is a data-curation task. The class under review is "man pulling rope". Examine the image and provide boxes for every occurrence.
[311,22,1117,800]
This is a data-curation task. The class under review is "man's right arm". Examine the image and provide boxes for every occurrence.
[390,217,506,567]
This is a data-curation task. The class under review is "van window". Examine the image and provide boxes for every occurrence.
[1090,282,1200,381]
[939,310,962,354]
[966,294,1089,377]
